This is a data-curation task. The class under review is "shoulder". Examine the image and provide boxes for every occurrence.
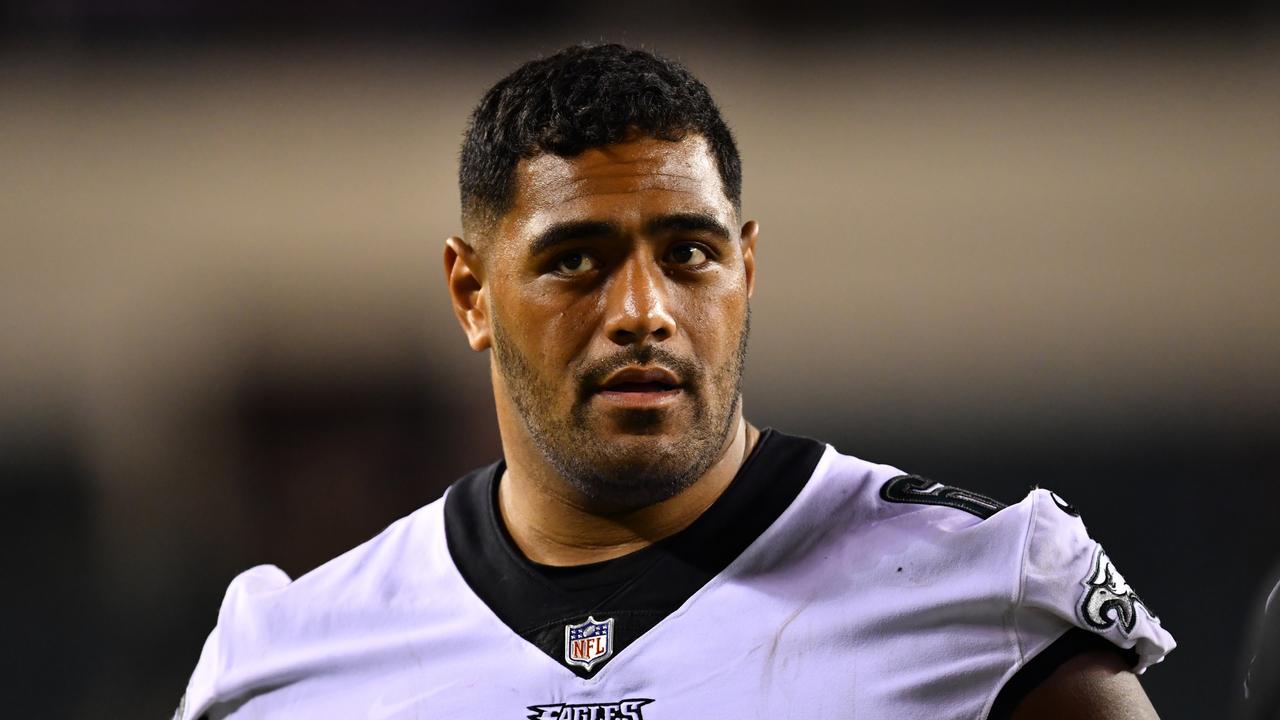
[811,446,1147,587]
[1012,485,1174,673]
[805,446,1021,540]
[764,445,1040,601]
[801,445,1175,663]
[177,494,452,719]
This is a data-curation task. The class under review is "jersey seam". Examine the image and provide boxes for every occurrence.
[981,490,1040,720]
[1013,492,1039,662]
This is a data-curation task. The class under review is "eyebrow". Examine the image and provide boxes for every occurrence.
[528,220,622,257]
[527,212,732,257]
[644,212,732,240]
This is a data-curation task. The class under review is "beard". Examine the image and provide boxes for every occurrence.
[491,310,750,513]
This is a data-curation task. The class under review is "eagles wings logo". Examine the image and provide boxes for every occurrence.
[1079,546,1148,634]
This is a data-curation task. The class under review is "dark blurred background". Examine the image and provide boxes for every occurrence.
[2,1,1278,717]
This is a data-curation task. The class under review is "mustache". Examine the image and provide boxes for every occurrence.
[577,346,702,396]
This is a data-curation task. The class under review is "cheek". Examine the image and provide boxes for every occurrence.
[519,287,602,367]
[678,282,748,361]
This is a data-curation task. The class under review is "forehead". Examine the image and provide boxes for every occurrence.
[500,135,733,247]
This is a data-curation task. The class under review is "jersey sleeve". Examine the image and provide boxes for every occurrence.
[1013,488,1175,674]
[178,564,293,720]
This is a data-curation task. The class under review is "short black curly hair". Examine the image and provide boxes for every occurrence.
[459,43,741,237]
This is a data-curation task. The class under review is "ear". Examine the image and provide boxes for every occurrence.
[443,237,491,351]
[740,220,759,299]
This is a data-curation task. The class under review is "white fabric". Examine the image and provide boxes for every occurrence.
[180,445,1174,719]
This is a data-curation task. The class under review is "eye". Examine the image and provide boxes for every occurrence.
[667,243,710,267]
[553,251,597,276]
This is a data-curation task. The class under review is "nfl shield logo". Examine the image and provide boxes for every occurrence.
[564,616,614,671]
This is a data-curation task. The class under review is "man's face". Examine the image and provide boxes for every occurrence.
[472,134,757,512]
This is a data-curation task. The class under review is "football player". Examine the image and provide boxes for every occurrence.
[176,43,1174,719]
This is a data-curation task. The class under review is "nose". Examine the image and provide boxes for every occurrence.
[603,253,676,347]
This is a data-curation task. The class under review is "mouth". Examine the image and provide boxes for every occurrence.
[593,366,684,408]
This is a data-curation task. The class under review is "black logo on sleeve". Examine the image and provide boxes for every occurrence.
[1049,490,1080,517]
[1079,546,1148,635]
[880,475,1006,519]
[527,699,653,720]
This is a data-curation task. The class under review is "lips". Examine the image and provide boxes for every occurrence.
[597,366,682,394]
[591,366,684,409]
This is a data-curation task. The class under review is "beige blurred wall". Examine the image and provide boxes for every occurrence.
[3,34,1278,466]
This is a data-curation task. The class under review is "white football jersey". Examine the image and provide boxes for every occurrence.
[178,430,1174,720]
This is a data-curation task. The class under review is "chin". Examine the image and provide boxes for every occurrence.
[556,436,710,512]
[567,466,694,513]
[534,396,737,511]
[592,398,706,437]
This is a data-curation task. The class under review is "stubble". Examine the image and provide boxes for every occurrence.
[490,310,749,513]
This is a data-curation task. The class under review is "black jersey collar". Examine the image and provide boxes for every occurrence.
[443,428,828,678]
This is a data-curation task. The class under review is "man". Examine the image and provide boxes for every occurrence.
[178,43,1174,719]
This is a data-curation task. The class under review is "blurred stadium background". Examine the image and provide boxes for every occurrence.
[2,1,1278,717]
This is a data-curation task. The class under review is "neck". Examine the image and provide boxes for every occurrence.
[497,415,759,567]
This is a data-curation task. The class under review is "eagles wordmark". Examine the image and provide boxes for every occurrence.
[526,699,653,720]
